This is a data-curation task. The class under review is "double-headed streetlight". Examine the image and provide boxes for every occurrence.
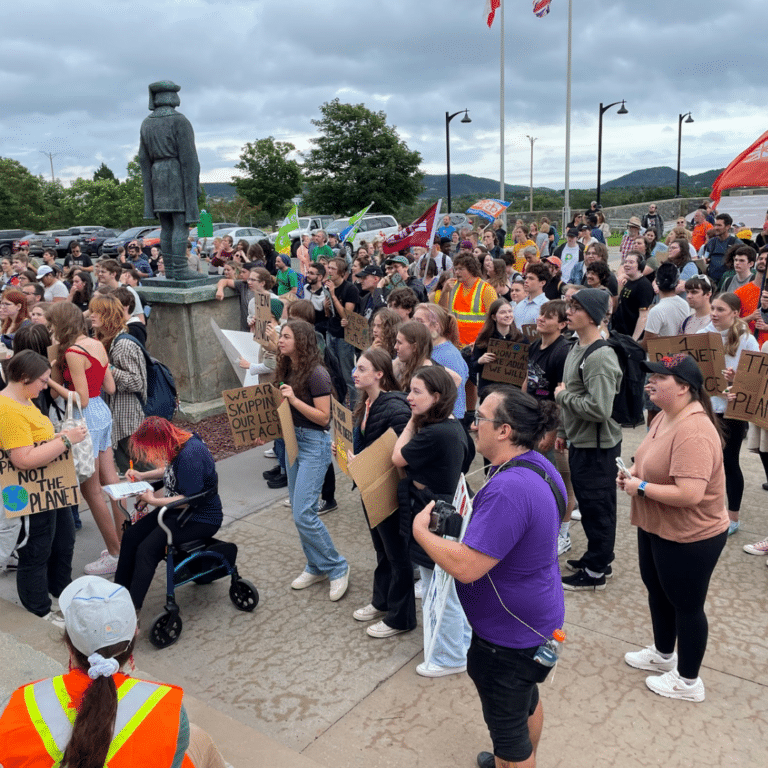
[596,100,628,206]
[676,112,695,197]
[445,109,471,214]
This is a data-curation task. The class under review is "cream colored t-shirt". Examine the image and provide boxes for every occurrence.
[630,403,728,543]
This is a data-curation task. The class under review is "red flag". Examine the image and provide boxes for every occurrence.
[485,0,501,27]
[382,202,441,255]
[711,130,768,204]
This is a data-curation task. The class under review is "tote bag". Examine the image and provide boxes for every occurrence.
[59,392,95,483]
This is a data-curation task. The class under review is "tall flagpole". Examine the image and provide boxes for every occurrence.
[563,0,572,234]
[499,0,505,228]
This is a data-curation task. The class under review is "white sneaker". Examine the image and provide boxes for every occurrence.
[367,620,408,638]
[557,534,572,556]
[570,507,581,521]
[329,567,350,602]
[625,644,677,672]
[743,537,768,555]
[84,550,119,576]
[416,661,467,677]
[282,498,291,507]
[43,610,66,628]
[264,447,276,458]
[291,571,327,590]
[414,579,424,600]
[645,669,705,702]
[353,603,386,622]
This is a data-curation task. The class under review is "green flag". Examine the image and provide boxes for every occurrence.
[275,204,299,255]
[340,201,374,243]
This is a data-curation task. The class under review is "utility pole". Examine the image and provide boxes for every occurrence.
[526,136,537,213]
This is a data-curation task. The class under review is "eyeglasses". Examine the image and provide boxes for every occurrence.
[473,413,501,426]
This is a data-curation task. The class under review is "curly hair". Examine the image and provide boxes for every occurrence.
[273,320,325,401]
[371,308,402,358]
[45,302,87,374]
[89,294,127,352]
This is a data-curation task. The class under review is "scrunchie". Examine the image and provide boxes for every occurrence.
[87,652,120,679]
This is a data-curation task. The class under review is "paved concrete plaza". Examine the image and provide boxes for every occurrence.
[1,424,767,767]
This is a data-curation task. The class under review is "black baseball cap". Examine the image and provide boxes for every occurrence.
[641,353,704,393]
[355,264,384,279]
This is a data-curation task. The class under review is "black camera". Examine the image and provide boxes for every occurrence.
[428,500,463,539]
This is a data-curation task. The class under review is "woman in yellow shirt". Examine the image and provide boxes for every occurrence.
[0,350,87,624]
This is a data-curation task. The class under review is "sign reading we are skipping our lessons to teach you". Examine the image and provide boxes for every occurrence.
[2,444,79,519]
[222,384,283,448]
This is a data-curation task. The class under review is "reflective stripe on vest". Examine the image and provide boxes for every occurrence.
[23,675,173,766]
[449,279,485,322]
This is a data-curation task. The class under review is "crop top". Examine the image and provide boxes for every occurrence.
[63,345,108,398]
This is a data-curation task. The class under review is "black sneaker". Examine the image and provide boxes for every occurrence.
[262,465,282,480]
[266,474,288,489]
[565,559,613,578]
[562,569,606,591]
[318,499,338,515]
[477,752,495,768]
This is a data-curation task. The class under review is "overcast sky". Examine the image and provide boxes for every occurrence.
[2,0,765,194]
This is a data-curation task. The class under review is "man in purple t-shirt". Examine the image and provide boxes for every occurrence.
[413,386,565,768]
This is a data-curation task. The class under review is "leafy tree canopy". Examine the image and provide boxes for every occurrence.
[0,158,48,230]
[232,137,302,221]
[93,162,118,183]
[301,99,423,216]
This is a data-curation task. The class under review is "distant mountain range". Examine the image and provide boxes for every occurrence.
[202,165,724,202]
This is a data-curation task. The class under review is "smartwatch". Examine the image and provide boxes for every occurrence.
[637,480,648,497]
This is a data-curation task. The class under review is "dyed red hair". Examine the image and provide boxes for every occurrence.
[130,416,192,467]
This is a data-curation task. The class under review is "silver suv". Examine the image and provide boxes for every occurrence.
[326,214,399,258]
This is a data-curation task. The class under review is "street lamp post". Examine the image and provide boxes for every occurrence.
[596,100,628,206]
[526,136,537,213]
[445,109,471,215]
[676,112,694,197]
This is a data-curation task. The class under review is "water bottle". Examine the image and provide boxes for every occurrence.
[533,628,566,667]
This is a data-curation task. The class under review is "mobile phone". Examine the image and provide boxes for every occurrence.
[615,457,632,479]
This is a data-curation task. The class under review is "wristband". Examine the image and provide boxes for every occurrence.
[61,434,72,451]
[637,480,648,497]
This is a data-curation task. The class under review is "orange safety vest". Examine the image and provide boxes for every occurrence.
[450,278,493,347]
[0,671,194,768]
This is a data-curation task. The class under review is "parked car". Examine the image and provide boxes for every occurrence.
[78,229,120,257]
[444,212,472,231]
[197,227,269,257]
[267,215,336,256]
[25,230,67,256]
[42,226,106,257]
[326,214,400,258]
[100,225,157,257]
[0,230,35,258]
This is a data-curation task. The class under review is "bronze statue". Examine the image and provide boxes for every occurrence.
[139,81,204,282]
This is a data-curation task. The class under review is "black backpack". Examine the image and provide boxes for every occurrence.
[578,330,645,442]
[115,333,178,421]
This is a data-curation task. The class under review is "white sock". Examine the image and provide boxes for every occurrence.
[559,522,570,537]
[585,567,603,578]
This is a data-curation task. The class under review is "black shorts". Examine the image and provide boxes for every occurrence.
[467,633,544,763]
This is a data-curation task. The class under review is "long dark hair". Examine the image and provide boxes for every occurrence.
[672,377,724,446]
[474,298,522,350]
[71,270,94,308]
[371,308,402,358]
[411,365,457,431]
[61,632,135,768]
[352,347,401,425]
[396,321,433,391]
[274,320,324,401]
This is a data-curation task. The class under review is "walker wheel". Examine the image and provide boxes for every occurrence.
[229,578,259,612]
[149,611,183,648]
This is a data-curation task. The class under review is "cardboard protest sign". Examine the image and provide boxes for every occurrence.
[344,312,371,351]
[521,324,540,342]
[2,445,79,519]
[646,333,727,396]
[210,319,263,386]
[222,384,282,448]
[277,399,298,466]
[483,338,529,387]
[250,292,274,344]
[726,350,768,430]
[423,475,474,665]
[347,428,402,528]
[331,399,354,475]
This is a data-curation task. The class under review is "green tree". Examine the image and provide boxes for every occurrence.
[115,155,153,229]
[302,99,423,216]
[93,162,118,183]
[0,158,48,230]
[232,137,301,221]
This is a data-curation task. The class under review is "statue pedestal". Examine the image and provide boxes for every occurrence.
[141,282,244,421]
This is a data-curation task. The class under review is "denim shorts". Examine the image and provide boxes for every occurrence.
[466,633,543,763]
[82,395,113,454]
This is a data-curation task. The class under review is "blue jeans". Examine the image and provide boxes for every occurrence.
[17,507,75,616]
[287,427,347,579]
[325,333,357,409]
[419,565,472,668]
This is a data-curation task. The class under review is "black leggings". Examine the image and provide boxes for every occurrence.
[717,415,746,512]
[637,527,727,679]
